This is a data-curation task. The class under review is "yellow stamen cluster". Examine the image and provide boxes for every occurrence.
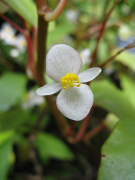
[61,73,81,89]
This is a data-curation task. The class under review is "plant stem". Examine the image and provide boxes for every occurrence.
[68,107,94,143]
[44,0,68,21]
[90,0,122,68]
[36,0,48,15]
[32,26,38,58]
[98,41,135,67]
[19,17,35,71]
[83,123,105,141]
[0,13,28,35]
[36,15,48,85]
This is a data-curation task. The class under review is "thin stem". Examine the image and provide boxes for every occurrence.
[90,0,122,68]
[83,123,105,141]
[0,13,28,35]
[98,41,135,67]
[124,0,128,5]
[36,15,48,85]
[32,26,38,58]
[28,138,44,180]
[20,17,35,68]
[44,0,68,21]
[36,0,48,15]
[68,107,94,143]
[68,121,76,136]
[34,107,50,136]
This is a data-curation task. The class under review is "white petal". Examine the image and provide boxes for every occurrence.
[56,84,94,121]
[46,44,83,82]
[78,67,102,83]
[36,83,62,96]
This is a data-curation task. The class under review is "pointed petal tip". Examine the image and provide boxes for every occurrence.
[36,83,62,96]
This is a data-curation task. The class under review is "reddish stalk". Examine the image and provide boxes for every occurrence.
[68,107,94,143]
[19,17,34,67]
[68,121,76,136]
[0,13,28,35]
[44,0,68,21]
[98,41,135,67]
[35,0,50,15]
[90,0,122,69]
[32,26,38,57]
[83,123,105,141]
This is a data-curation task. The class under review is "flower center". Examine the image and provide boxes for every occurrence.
[61,73,81,89]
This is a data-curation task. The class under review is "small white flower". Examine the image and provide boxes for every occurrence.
[14,34,27,52]
[0,22,16,45]
[36,44,101,121]
[66,9,78,23]
[22,90,44,109]
[10,48,19,57]
[80,48,91,65]
[118,25,131,41]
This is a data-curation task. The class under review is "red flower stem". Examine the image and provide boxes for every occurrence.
[32,26,38,57]
[98,41,135,67]
[68,120,76,136]
[19,16,34,66]
[89,0,122,69]
[36,0,49,15]
[25,34,34,66]
[0,13,28,35]
[83,122,105,141]
[68,107,94,143]
[44,0,68,21]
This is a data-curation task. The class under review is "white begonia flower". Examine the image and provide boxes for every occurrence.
[80,48,91,65]
[0,22,16,45]
[66,9,78,23]
[36,44,101,121]
[14,34,27,52]
[22,90,44,109]
[10,48,19,57]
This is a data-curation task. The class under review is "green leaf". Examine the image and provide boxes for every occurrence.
[47,22,75,47]
[0,2,9,14]
[128,0,135,8]
[112,48,135,71]
[0,72,27,111]
[97,39,109,64]
[98,118,135,180]
[91,80,135,119]
[0,130,15,180]
[35,133,74,161]
[120,74,135,108]
[3,0,37,26]
[0,109,30,132]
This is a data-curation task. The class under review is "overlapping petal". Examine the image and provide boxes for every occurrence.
[78,67,102,83]
[36,83,62,96]
[46,44,83,82]
[56,84,94,121]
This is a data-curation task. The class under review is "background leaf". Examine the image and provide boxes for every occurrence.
[0,72,27,112]
[98,117,135,180]
[3,0,37,26]
[120,74,135,108]
[0,109,30,132]
[112,48,135,71]
[91,80,135,119]
[35,133,74,161]
[0,130,15,180]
